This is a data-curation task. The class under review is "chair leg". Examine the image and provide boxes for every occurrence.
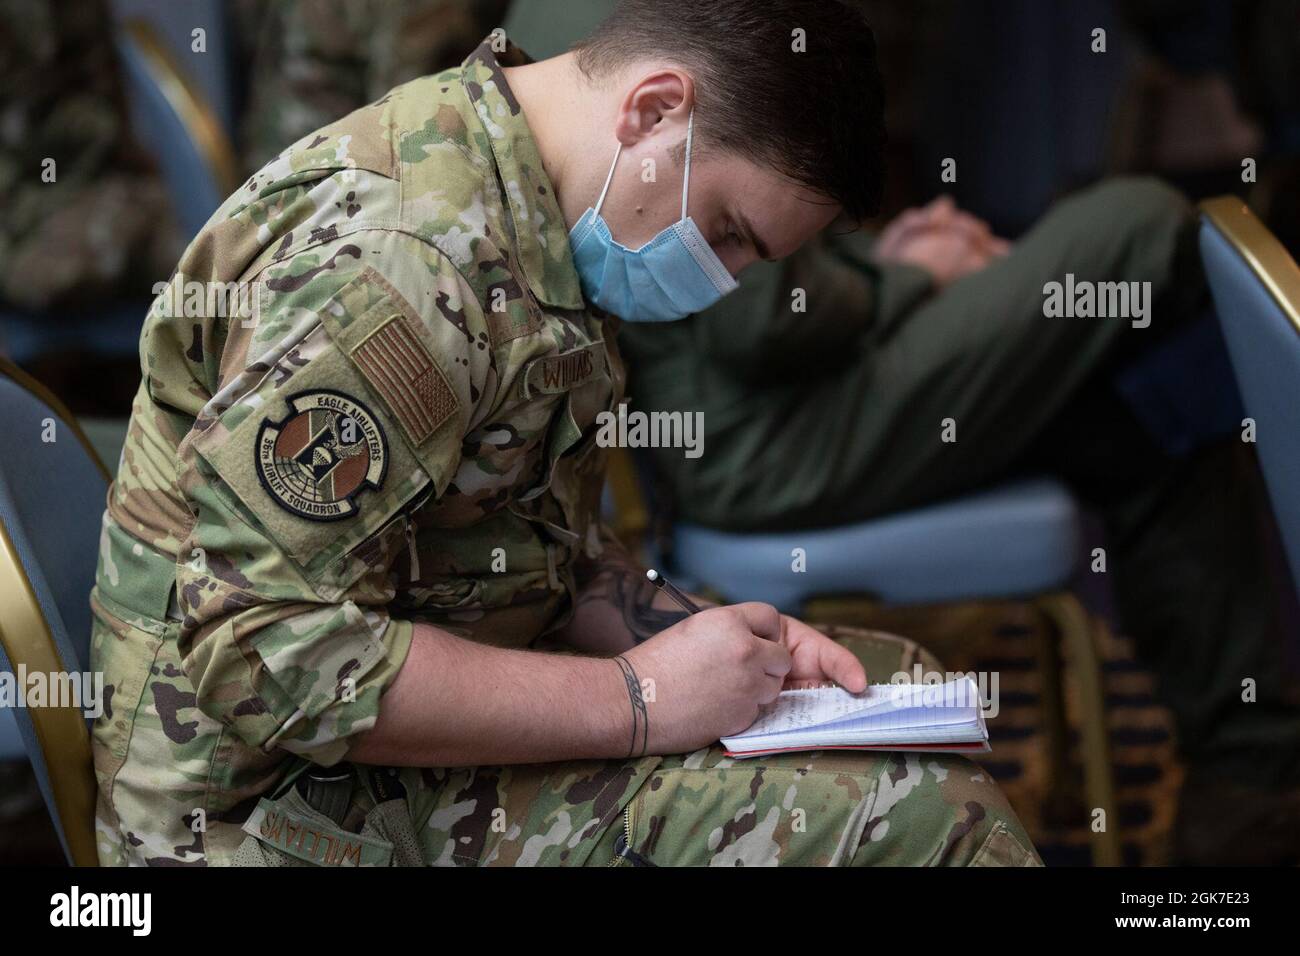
[1033,621,1075,825]
[1038,592,1122,867]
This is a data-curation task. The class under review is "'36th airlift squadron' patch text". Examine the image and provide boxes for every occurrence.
[256,390,388,521]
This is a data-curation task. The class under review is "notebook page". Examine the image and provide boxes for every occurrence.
[735,684,899,738]
[721,681,989,755]
[815,678,982,732]
[732,679,979,740]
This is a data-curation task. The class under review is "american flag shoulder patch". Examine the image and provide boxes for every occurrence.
[351,315,457,446]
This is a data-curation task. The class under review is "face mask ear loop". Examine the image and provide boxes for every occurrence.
[593,143,623,217]
[680,108,694,222]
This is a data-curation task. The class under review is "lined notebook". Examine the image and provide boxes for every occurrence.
[720,678,989,758]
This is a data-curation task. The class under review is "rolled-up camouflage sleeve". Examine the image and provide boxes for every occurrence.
[172,229,492,766]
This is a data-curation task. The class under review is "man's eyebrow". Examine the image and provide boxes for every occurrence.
[735,209,773,261]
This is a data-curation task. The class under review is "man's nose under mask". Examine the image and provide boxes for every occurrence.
[567,110,739,322]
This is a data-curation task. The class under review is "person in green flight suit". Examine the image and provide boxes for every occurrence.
[505,0,1300,865]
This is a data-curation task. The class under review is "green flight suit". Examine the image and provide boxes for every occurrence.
[505,0,1300,787]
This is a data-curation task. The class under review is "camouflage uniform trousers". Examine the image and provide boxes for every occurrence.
[356,627,1040,867]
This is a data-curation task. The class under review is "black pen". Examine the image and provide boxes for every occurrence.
[645,568,703,615]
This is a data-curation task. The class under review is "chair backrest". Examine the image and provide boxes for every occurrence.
[111,0,239,136]
[0,359,109,866]
[114,18,241,240]
[1199,197,1300,599]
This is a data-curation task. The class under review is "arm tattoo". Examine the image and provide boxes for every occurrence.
[573,530,688,644]
[614,655,649,756]
[606,568,687,643]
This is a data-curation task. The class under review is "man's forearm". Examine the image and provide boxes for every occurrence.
[559,530,692,654]
[347,623,636,767]
[564,561,687,651]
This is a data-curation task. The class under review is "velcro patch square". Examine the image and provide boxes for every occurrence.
[352,315,457,445]
[485,294,543,348]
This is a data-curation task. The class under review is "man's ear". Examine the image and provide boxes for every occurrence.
[614,70,693,147]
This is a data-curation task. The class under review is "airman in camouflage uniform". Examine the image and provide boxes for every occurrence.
[91,37,1039,867]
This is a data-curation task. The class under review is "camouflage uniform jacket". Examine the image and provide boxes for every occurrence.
[91,39,623,866]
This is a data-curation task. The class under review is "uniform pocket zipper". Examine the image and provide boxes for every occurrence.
[610,802,655,866]
[342,484,434,580]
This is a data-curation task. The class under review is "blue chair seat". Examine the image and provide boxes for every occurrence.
[671,478,1082,612]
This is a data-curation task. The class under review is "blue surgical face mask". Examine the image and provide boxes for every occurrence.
[568,109,739,322]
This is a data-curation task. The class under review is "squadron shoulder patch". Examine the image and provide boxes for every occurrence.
[256,390,388,521]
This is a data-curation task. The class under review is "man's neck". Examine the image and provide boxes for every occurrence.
[504,53,603,232]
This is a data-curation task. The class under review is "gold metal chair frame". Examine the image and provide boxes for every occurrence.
[0,19,252,867]
[3,26,240,862]
[122,18,243,198]
[0,357,108,867]
[1199,196,1300,336]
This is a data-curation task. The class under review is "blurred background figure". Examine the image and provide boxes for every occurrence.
[0,0,182,314]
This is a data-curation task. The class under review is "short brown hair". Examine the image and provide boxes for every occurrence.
[574,0,886,221]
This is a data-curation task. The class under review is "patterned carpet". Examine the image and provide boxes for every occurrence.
[806,598,1183,867]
